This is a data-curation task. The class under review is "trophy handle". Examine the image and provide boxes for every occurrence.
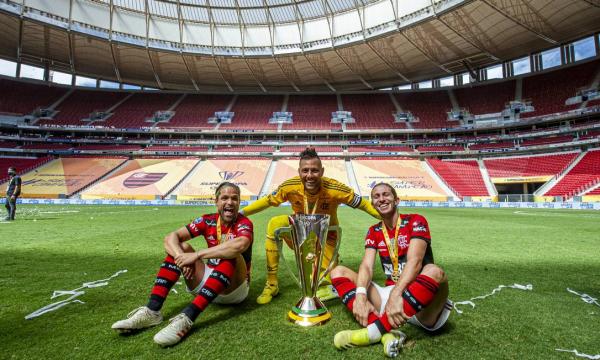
[318,225,341,286]
[275,226,301,288]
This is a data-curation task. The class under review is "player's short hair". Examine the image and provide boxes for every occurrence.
[371,182,398,200]
[215,182,240,199]
[299,147,320,162]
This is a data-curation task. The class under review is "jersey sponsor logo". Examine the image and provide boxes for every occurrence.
[207,235,215,241]
[237,224,251,231]
[383,263,393,275]
[205,219,217,226]
[189,223,199,233]
[365,238,376,246]
[413,222,428,233]
[123,172,166,188]
[193,217,203,224]
[200,287,216,298]
[208,258,221,266]
[219,171,244,181]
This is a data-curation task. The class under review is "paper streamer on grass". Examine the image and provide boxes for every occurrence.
[453,283,533,314]
[555,349,600,359]
[566,288,600,308]
[25,269,127,320]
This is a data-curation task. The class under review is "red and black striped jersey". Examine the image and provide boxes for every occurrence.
[364,214,433,286]
[186,213,253,281]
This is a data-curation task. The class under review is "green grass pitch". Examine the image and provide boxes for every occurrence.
[1,205,599,359]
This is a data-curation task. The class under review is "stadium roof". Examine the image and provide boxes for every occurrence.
[0,0,599,92]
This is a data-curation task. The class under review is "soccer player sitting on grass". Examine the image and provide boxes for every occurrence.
[240,147,380,304]
[111,182,253,347]
[332,182,452,358]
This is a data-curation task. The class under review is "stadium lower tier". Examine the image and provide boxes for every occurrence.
[3,149,600,201]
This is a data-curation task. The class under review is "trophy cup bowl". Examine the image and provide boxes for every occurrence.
[281,213,339,327]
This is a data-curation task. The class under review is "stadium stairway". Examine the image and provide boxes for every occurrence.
[421,159,460,200]
[69,157,129,198]
[49,88,75,111]
[258,159,278,198]
[447,89,459,112]
[533,151,586,198]
[515,78,523,101]
[164,159,203,200]
[30,88,75,125]
[477,159,498,197]
[580,62,600,108]
[344,159,361,195]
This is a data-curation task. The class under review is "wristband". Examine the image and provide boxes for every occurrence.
[355,287,367,295]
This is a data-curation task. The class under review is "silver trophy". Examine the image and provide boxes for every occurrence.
[276,214,340,326]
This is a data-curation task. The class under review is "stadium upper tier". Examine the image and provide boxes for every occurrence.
[0,0,599,91]
[2,58,600,131]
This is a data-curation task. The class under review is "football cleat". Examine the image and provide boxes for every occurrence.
[153,313,194,347]
[333,328,371,350]
[111,306,163,333]
[256,283,279,305]
[382,330,407,358]
[316,285,338,302]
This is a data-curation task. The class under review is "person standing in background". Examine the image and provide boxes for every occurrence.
[5,166,21,221]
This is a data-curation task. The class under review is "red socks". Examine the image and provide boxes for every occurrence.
[183,258,236,321]
[147,255,181,311]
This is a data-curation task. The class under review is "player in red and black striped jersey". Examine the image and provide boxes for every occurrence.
[111,182,253,347]
[365,213,434,287]
[331,182,451,358]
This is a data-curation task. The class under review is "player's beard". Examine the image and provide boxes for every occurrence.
[219,207,238,225]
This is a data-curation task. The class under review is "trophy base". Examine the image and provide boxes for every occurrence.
[287,296,332,327]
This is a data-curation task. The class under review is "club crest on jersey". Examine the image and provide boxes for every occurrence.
[221,233,235,242]
[398,235,409,249]
[219,171,244,181]
[123,172,166,188]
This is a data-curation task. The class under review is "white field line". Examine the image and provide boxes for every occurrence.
[513,210,599,218]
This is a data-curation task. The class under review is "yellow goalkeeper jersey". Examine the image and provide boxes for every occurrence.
[242,176,380,225]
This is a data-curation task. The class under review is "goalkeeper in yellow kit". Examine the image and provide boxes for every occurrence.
[240,148,380,304]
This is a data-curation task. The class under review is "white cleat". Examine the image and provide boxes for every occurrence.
[111,306,163,333]
[153,313,194,347]
[382,330,407,358]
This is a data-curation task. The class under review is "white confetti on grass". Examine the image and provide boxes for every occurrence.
[453,283,533,314]
[566,288,600,307]
[555,349,600,359]
[25,269,127,320]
